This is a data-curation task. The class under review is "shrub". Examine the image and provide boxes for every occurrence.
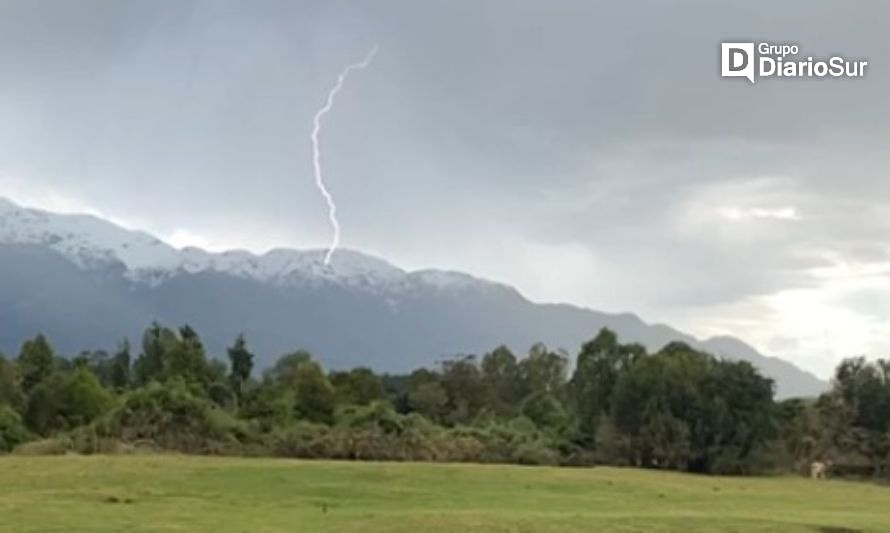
[521,392,569,431]
[59,366,115,427]
[0,405,31,452]
[23,368,114,436]
[338,401,405,434]
[94,380,247,453]
[512,441,560,466]
[12,436,73,455]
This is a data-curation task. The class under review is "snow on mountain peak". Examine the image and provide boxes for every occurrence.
[176,246,406,288]
[0,197,181,272]
[0,197,422,290]
[410,269,479,289]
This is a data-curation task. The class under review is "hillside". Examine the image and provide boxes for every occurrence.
[0,198,827,398]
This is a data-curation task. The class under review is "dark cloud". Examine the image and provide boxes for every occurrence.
[1,0,888,374]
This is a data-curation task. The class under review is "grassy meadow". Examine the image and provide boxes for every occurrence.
[0,455,887,532]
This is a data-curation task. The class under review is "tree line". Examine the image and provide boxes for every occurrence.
[0,324,888,477]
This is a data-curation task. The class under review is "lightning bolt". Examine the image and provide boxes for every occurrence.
[311,45,379,265]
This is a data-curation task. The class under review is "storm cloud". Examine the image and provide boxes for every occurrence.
[1,0,888,377]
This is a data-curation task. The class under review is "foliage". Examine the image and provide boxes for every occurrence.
[24,367,114,436]
[18,334,55,393]
[10,323,883,480]
[0,355,25,411]
[607,342,775,473]
[480,345,522,416]
[109,341,132,390]
[571,329,642,444]
[792,356,890,477]
[0,405,30,452]
[92,379,245,453]
[227,334,254,400]
[405,369,448,422]
[292,360,336,425]
[330,367,385,406]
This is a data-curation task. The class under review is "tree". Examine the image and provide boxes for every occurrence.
[834,357,890,434]
[227,334,254,399]
[23,373,65,435]
[481,345,522,416]
[440,355,486,425]
[109,340,132,391]
[293,360,336,424]
[408,381,448,422]
[133,323,174,385]
[0,355,24,411]
[24,367,113,436]
[521,391,569,430]
[241,380,292,426]
[571,329,642,443]
[18,334,55,393]
[405,369,448,422]
[698,358,775,473]
[776,397,819,465]
[58,366,115,428]
[0,405,30,452]
[132,324,214,389]
[240,350,316,425]
[267,351,313,389]
[520,343,568,398]
[163,325,212,387]
[611,344,715,469]
[330,367,385,406]
[609,342,775,473]
[639,410,691,470]
[815,357,890,475]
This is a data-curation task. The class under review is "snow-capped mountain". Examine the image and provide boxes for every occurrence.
[0,197,460,292]
[0,197,828,398]
[0,196,180,273]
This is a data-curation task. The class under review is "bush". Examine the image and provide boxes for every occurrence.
[266,421,333,458]
[0,356,24,411]
[512,441,560,466]
[93,380,247,453]
[337,401,405,434]
[521,392,569,431]
[12,436,73,455]
[0,405,31,452]
[23,368,114,436]
[59,367,115,427]
[293,362,336,424]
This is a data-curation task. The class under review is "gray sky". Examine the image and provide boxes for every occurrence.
[1,0,888,377]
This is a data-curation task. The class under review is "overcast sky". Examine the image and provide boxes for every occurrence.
[1,0,888,378]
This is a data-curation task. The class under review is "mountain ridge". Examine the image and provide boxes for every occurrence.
[0,197,828,398]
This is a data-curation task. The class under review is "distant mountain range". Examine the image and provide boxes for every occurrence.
[0,197,828,398]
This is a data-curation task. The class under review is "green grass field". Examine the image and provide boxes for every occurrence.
[0,455,887,532]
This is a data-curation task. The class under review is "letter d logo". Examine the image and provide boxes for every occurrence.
[721,43,755,83]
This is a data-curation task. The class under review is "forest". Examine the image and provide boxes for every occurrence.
[1,324,888,478]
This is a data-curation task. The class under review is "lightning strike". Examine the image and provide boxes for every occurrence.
[311,45,379,265]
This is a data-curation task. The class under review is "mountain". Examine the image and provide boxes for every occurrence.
[0,197,828,398]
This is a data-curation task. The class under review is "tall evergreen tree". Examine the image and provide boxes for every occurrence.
[18,334,55,393]
[109,340,132,390]
[227,334,254,399]
[134,323,169,385]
